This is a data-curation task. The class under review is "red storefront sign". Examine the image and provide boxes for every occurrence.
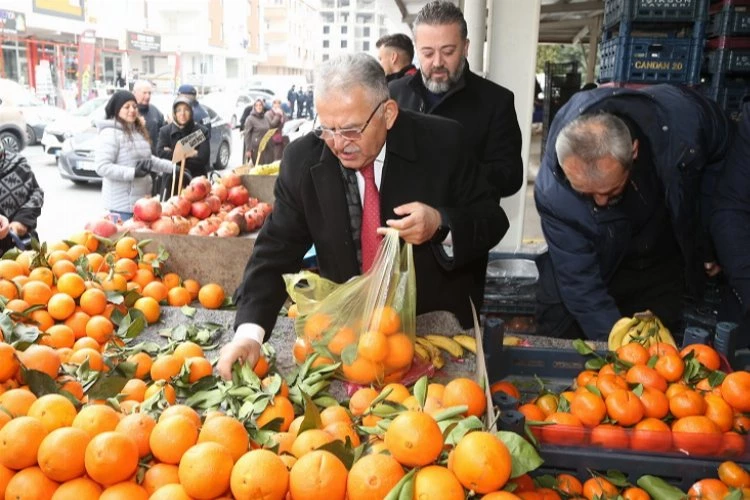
[76,29,95,103]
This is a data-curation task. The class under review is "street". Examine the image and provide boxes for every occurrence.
[24,129,245,243]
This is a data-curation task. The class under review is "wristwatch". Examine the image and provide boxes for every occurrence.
[430,209,450,244]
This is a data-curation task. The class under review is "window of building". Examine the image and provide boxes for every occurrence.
[323,54,329,61]
[363,26,370,37]
[141,56,155,75]
[363,41,369,51]
[321,12,334,22]
[338,0,350,6]
[341,25,348,34]
[323,40,329,48]
[323,25,330,34]
[341,40,348,48]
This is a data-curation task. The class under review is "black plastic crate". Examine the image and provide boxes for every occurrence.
[708,2,750,36]
[541,62,581,158]
[604,0,709,29]
[599,35,704,84]
[701,74,750,118]
[705,46,750,73]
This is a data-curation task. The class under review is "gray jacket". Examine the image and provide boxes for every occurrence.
[94,120,173,212]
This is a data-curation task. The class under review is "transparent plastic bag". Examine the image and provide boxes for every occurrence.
[283,228,416,386]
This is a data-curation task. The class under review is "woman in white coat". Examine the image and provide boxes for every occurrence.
[94,90,174,220]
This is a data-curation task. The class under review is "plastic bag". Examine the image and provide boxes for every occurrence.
[283,228,416,386]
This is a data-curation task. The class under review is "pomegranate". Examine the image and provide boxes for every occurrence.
[227,185,250,207]
[226,209,248,233]
[189,220,213,236]
[247,197,259,209]
[220,203,234,213]
[168,196,192,217]
[173,216,191,234]
[190,176,212,195]
[216,221,241,237]
[151,216,177,234]
[133,196,162,222]
[161,202,177,217]
[120,218,149,231]
[256,202,273,217]
[220,173,242,188]
[86,217,118,237]
[181,184,205,202]
[191,201,212,220]
[211,183,228,202]
[205,194,222,214]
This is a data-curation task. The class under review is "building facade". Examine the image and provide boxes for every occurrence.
[319,0,389,61]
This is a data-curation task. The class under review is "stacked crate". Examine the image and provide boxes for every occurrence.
[703,0,750,119]
[540,61,582,158]
[598,0,708,86]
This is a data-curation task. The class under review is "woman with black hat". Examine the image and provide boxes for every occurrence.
[94,90,175,220]
[156,96,210,179]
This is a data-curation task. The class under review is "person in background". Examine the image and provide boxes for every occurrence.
[389,1,523,202]
[133,80,164,153]
[115,71,126,88]
[287,84,296,118]
[711,101,750,347]
[268,99,287,161]
[94,91,175,220]
[535,85,732,340]
[376,33,418,82]
[296,86,306,119]
[157,96,210,179]
[305,86,315,119]
[177,84,212,138]
[215,53,508,378]
[0,142,43,251]
[244,98,280,166]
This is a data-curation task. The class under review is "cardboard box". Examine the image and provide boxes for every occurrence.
[240,175,277,205]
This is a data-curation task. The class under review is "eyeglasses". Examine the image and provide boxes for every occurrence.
[313,99,387,141]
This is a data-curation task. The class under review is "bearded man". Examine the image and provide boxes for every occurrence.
[389,0,523,202]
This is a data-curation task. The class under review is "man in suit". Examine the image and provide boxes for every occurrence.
[217,53,508,378]
[376,33,418,83]
[133,80,164,154]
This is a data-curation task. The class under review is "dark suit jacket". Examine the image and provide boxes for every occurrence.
[389,62,523,200]
[234,109,509,339]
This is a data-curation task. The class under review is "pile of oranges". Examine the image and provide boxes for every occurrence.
[292,306,415,386]
[495,341,750,458]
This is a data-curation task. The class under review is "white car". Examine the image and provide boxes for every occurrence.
[41,96,108,156]
[0,79,67,145]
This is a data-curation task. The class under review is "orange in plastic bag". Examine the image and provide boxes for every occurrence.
[284,229,416,386]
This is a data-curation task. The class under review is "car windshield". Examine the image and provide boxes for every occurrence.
[73,97,107,116]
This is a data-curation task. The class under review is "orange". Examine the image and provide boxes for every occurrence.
[719,431,747,457]
[150,354,183,381]
[37,426,90,482]
[622,487,651,500]
[0,278,18,300]
[149,414,199,464]
[718,460,750,488]
[161,272,181,289]
[483,493,523,500]
[653,353,685,382]
[0,260,23,280]
[370,306,401,335]
[26,393,77,432]
[186,356,212,383]
[56,272,86,299]
[99,482,148,500]
[327,326,356,355]
[570,391,606,428]
[115,412,155,458]
[114,236,138,259]
[144,381,176,404]
[4,466,59,499]
[605,389,644,426]
[490,380,521,400]
[704,393,734,432]
[198,414,250,462]
[68,347,104,371]
[79,288,107,316]
[124,352,152,380]
[518,403,547,422]
[72,404,120,437]
[449,431,511,493]
[148,484,192,500]
[582,477,619,500]
[51,259,77,279]
[341,356,383,385]
[325,420,361,446]
[303,312,332,341]
[590,423,629,449]
[141,463,180,495]
[540,412,585,445]
[173,341,204,360]
[289,450,348,500]
[47,292,76,320]
[41,324,75,349]
[625,364,667,392]
[254,355,270,377]
[133,296,160,324]
[380,383,410,404]
[85,253,107,273]
[292,337,313,364]
[18,344,61,379]
[230,449,289,500]
[0,343,19,382]
[100,273,127,293]
[63,311,90,339]
[680,344,721,371]
[4,297,30,314]
[66,244,89,261]
[346,453,404,500]
[141,281,168,303]
[638,386,670,420]
[183,279,200,300]
[687,478,730,500]
[178,442,234,499]
[58,376,84,401]
[672,415,722,456]
[0,388,37,417]
[615,342,649,365]
[595,374,628,399]
[413,466,464,500]
[113,257,138,281]
[51,477,102,500]
[384,410,443,467]
[442,377,487,417]
[290,429,334,459]
[349,387,379,417]
[69,230,99,252]
[556,474,583,496]
[21,280,52,306]
[28,267,53,287]
[357,330,388,362]
[198,283,225,309]
[256,395,295,432]
[159,404,202,428]
[721,371,750,412]
[84,431,139,486]
[669,389,706,418]
[383,332,414,372]
[0,415,48,469]
[167,286,191,306]
[648,342,679,357]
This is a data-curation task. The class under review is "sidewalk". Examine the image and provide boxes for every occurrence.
[521,128,544,246]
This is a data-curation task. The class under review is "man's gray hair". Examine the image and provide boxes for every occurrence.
[132,80,152,92]
[314,53,389,106]
[414,1,468,40]
[555,113,634,175]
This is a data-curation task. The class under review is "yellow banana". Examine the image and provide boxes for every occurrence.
[414,343,431,362]
[423,335,464,358]
[416,338,445,369]
[608,316,639,351]
[503,336,523,346]
[453,334,477,354]
[655,317,677,347]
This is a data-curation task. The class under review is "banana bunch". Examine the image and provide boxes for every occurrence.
[413,334,478,369]
[249,161,280,175]
[607,310,677,351]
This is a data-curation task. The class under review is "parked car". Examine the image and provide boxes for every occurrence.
[0,98,27,152]
[0,79,66,145]
[41,95,109,156]
[57,103,232,185]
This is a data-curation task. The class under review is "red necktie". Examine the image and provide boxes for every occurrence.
[360,162,382,272]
